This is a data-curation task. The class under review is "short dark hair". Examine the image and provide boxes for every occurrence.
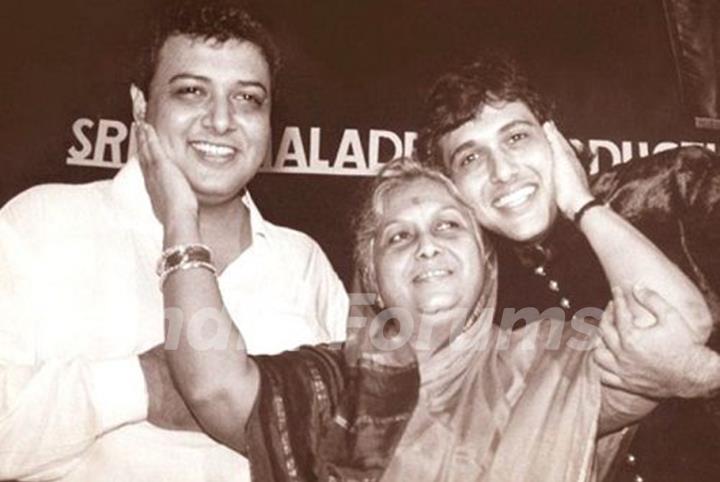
[133,0,280,95]
[415,52,554,171]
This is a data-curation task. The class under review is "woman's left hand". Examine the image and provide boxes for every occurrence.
[593,286,709,399]
[136,121,198,230]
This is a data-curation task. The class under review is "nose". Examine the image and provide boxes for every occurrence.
[202,97,237,134]
[489,151,519,184]
[415,232,441,259]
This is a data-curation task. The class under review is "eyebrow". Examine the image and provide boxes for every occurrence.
[378,220,402,237]
[378,205,464,233]
[167,74,268,95]
[449,119,536,161]
[498,119,535,134]
[437,205,465,216]
[435,205,470,225]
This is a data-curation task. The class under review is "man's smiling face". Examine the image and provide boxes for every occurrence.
[438,100,558,242]
[137,34,272,206]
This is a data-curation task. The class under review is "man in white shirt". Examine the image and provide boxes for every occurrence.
[0,1,348,480]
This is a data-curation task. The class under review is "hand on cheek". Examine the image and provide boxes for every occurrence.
[136,121,198,230]
[542,121,594,218]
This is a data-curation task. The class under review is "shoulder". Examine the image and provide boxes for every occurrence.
[591,146,718,199]
[3,181,105,212]
[261,221,336,268]
[262,221,320,251]
[1,180,113,236]
[590,146,720,218]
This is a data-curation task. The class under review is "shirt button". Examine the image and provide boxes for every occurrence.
[626,453,636,465]
[534,265,546,276]
[560,297,571,309]
[633,475,643,482]
[548,280,559,292]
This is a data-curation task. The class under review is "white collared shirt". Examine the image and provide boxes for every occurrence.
[0,159,348,481]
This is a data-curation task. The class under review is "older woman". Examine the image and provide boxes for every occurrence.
[136,121,707,481]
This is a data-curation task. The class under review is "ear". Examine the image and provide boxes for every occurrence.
[130,84,147,122]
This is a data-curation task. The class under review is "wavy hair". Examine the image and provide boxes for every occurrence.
[133,0,280,95]
[416,52,554,172]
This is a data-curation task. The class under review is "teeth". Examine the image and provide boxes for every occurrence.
[494,185,536,208]
[191,142,236,157]
[415,269,451,282]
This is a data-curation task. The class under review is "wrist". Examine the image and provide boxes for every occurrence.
[561,192,595,219]
[163,215,201,246]
[573,198,607,226]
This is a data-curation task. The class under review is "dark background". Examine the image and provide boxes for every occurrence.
[1,0,717,285]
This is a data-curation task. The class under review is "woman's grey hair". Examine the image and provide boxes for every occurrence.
[353,157,492,304]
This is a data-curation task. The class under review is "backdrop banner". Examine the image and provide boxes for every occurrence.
[3,0,720,283]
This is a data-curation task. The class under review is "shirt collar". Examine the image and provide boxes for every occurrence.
[111,157,163,245]
[509,216,581,268]
[112,157,268,244]
[240,190,268,239]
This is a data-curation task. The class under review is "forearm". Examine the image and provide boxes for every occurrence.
[598,384,657,436]
[161,221,257,448]
[163,269,254,397]
[139,347,201,432]
[580,205,711,337]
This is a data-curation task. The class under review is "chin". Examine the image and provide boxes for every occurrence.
[193,186,244,206]
[505,226,548,243]
[417,298,467,318]
[192,176,249,201]
[496,215,552,243]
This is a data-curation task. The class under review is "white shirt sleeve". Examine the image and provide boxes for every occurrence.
[0,209,148,481]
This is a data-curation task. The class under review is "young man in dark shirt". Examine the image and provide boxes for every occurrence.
[416,53,720,482]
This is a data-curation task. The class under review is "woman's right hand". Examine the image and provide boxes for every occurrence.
[543,121,595,219]
[136,121,199,232]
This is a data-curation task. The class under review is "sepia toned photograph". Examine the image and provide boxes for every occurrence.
[1,1,718,480]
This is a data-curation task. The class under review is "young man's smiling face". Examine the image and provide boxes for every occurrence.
[438,100,558,242]
[135,34,272,206]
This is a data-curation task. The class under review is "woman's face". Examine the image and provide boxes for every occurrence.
[373,178,484,354]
